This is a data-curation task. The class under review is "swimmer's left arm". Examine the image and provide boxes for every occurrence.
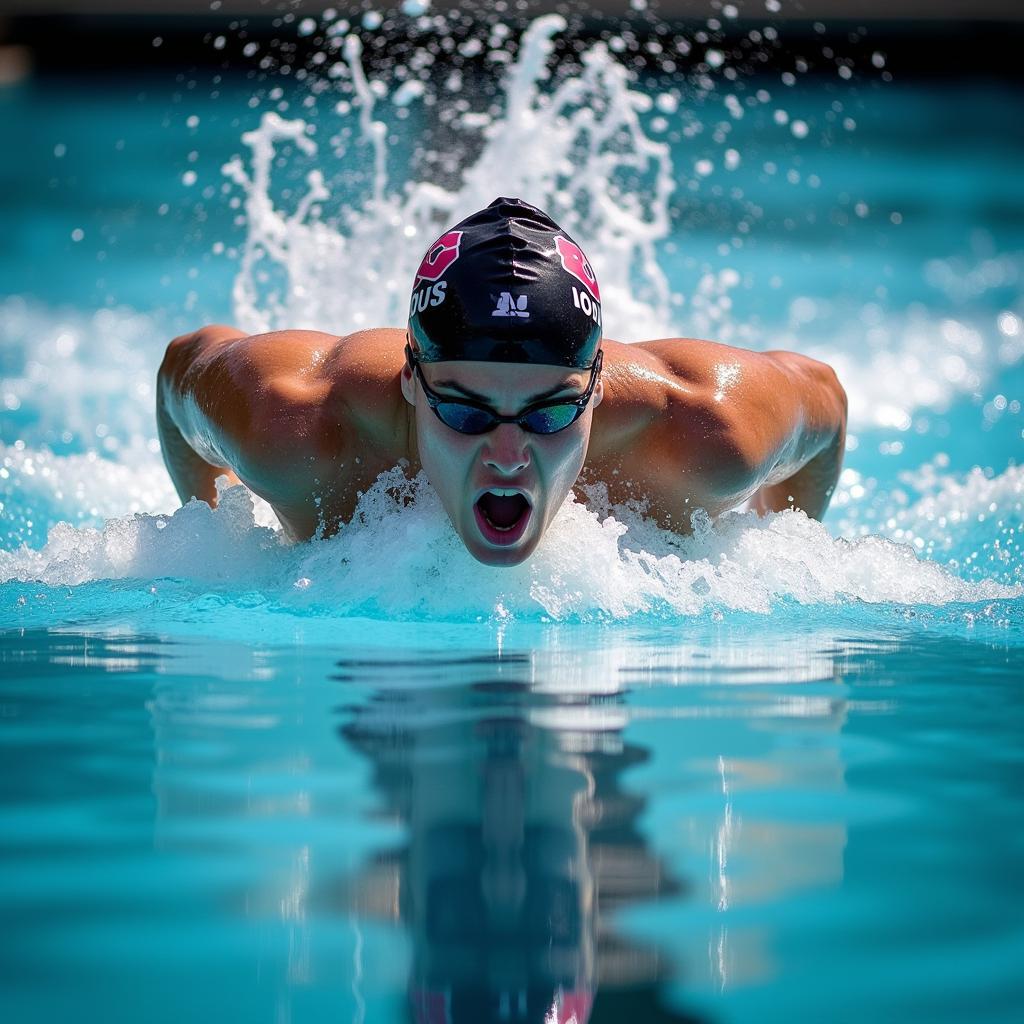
[742,351,848,519]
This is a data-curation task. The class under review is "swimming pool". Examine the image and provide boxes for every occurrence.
[1,9,1022,1022]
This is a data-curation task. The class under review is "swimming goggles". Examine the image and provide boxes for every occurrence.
[406,345,603,436]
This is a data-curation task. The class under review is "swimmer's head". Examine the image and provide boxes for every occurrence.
[407,197,602,368]
[401,198,605,567]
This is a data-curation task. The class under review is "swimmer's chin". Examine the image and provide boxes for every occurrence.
[463,537,538,567]
[459,527,541,567]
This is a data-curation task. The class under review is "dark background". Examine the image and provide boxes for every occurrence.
[1,0,1023,77]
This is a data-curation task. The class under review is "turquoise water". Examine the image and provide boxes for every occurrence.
[2,626,1022,1022]
[2,11,1024,1022]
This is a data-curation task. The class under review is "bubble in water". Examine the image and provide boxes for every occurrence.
[997,312,1021,336]
[391,79,425,106]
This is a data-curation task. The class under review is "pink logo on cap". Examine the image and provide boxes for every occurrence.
[555,236,601,301]
[415,230,463,284]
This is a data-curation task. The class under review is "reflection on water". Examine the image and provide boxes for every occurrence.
[327,634,855,1022]
[15,626,998,1022]
[343,674,677,1021]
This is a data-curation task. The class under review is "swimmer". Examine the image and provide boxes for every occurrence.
[157,197,847,566]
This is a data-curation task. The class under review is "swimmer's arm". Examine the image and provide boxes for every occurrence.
[745,352,848,519]
[156,326,249,506]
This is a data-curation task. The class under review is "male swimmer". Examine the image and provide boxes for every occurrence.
[157,197,847,566]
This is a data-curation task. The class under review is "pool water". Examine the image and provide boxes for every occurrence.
[1,9,1023,1022]
[2,626,1021,1022]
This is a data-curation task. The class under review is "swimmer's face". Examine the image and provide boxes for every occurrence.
[401,352,603,566]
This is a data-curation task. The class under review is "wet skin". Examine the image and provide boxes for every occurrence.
[157,326,847,565]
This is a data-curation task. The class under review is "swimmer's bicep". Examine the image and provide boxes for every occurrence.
[753,352,847,481]
[158,326,263,470]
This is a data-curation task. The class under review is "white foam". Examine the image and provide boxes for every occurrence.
[834,460,1023,583]
[0,296,163,455]
[801,301,1024,432]
[2,468,1016,622]
[0,442,177,529]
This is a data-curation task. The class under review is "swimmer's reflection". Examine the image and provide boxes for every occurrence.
[339,664,704,1023]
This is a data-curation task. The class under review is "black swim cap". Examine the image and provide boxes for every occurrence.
[407,197,603,368]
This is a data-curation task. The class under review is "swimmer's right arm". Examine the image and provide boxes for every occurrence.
[156,326,249,506]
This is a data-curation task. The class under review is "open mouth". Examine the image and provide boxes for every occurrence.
[473,489,532,546]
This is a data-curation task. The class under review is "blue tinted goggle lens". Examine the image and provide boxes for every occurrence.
[433,404,497,434]
[410,346,602,436]
[433,401,583,435]
[521,404,583,433]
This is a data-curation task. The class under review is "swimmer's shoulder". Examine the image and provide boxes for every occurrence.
[238,326,409,456]
[604,335,793,410]
[168,324,409,485]
[593,337,782,498]
[178,324,406,404]
[597,336,754,432]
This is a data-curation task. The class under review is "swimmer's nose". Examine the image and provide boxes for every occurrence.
[482,423,530,475]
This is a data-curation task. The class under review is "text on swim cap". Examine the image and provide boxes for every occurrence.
[410,280,448,316]
[571,285,601,326]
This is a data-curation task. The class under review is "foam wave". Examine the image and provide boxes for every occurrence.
[0,440,280,548]
[1,468,1017,623]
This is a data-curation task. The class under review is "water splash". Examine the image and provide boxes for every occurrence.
[0,296,162,456]
[2,14,1023,636]
[2,468,1018,626]
[221,15,676,341]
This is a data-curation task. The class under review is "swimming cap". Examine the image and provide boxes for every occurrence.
[407,197,602,368]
